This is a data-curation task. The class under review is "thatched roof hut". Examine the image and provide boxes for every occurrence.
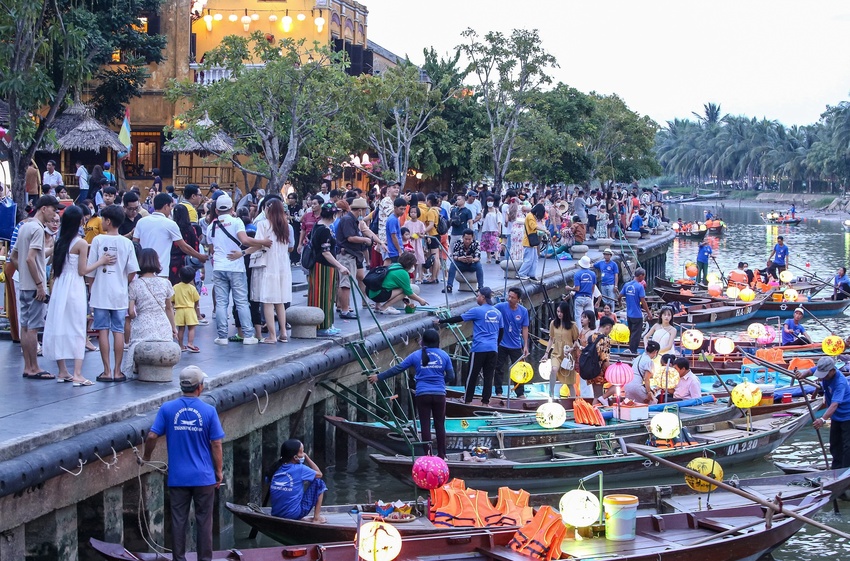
[163,115,237,154]
[42,103,125,152]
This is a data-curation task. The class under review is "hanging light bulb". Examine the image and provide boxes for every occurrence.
[251,13,260,21]
[241,10,252,32]
[315,10,325,32]
[268,14,278,22]
[281,10,292,32]
[228,14,238,22]
[203,11,213,31]
[213,13,222,21]
[297,13,306,21]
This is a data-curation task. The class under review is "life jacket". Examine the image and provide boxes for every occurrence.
[496,487,534,527]
[429,478,466,521]
[743,348,784,366]
[432,487,509,528]
[508,505,566,561]
[787,357,815,372]
[649,427,698,448]
[572,399,605,426]
[728,270,748,289]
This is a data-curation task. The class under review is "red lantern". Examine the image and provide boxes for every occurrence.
[686,265,698,278]
[412,456,450,490]
[605,361,634,386]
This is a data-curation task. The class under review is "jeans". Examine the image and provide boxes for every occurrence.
[574,295,594,327]
[518,246,538,278]
[627,317,644,354]
[213,270,254,339]
[76,189,89,204]
[447,261,484,289]
[494,345,524,397]
[169,485,216,561]
[601,284,617,309]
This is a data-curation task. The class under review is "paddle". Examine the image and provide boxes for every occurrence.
[709,255,727,285]
[624,443,850,540]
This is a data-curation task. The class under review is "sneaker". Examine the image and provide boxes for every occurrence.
[379,306,401,315]
[529,276,538,281]
[242,337,259,345]
[228,334,244,343]
[442,286,453,294]
[198,318,210,326]
[317,327,341,337]
[518,275,530,280]
[338,310,358,320]
[214,338,229,346]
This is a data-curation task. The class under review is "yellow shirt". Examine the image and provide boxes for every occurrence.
[424,205,439,236]
[173,282,200,309]
[522,214,538,248]
[84,217,103,244]
[181,201,198,223]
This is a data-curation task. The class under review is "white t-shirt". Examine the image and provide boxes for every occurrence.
[317,192,330,203]
[207,214,246,273]
[134,212,183,277]
[43,170,64,187]
[76,166,89,190]
[87,234,139,310]
[467,199,482,227]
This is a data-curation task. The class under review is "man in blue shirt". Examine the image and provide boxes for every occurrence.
[594,249,619,311]
[494,287,530,398]
[629,209,648,235]
[781,308,810,345]
[569,256,597,326]
[796,357,850,469]
[437,287,503,405]
[384,197,406,264]
[834,266,850,301]
[767,235,789,280]
[143,367,224,561]
[620,268,651,353]
[696,241,712,286]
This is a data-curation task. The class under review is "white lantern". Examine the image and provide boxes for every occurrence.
[213,13,223,21]
[203,13,213,31]
[228,14,238,22]
[251,13,260,21]
[559,490,600,528]
[281,14,292,32]
[297,12,307,21]
[241,14,252,31]
[706,272,720,284]
[315,15,326,32]
[536,402,567,429]
[538,358,552,381]
[268,14,278,22]
[650,411,681,440]
[357,521,402,561]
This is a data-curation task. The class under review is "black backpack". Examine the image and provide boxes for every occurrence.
[450,207,464,228]
[363,265,390,292]
[300,224,323,273]
[436,212,450,235]
[579,334,603,380]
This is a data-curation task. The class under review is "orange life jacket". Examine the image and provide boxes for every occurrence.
[743,347,785,366]
[429,478,466,521]
[573,399,605,426]
[728,270,748,289]
[508,505,566,561]
[496,487,534,527]
[433,487,509,528]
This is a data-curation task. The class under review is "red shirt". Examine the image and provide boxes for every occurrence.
[300,210,320,246]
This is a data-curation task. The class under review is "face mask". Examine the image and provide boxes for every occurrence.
[357,214,365,221]
[487,202,494,208]
[297,456,305,464]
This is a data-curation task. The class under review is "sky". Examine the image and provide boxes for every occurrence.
[362,0,850,127]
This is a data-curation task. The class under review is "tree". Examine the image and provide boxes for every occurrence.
[458,28,556,192]
[168,35,352,195]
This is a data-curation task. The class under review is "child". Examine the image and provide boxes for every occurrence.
[401,228,416,281]
[86,205,139,382]
[404,206,426,282]
[174,266,201,352]
[384,197,406,265]
[95,186,117,211]
[82,200,102,244]
[480,196,501,264]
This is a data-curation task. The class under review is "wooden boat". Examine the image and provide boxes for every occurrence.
[370,410,810,490]
[226,468,850,546]
[325,398,740,456]
[675,229,707,240]
[768,217,802,225]
[670,300,762,328]
[95,494,831,561]
[707,224,725,236]
[653,277,821,295]
[754,296,850,318]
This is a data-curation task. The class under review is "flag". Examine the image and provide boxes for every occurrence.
[118,108,132,149]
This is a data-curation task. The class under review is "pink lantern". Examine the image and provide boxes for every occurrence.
[605,361,634,387]
[757,324,776,345]
[412,456,449,490]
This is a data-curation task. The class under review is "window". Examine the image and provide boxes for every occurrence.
[125,131,161,177]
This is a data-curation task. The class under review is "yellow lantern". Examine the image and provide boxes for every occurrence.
[699,223,707,231]
[650,358,680,390]
[822,335,845,357]
[510,361,534,384]
[783,288,798,302]
[779,270,793,284]
[650,411,681,439]
[740,287,755,302]
[685,457,724,492]
[681,329,704,351]
[706,272,720,284]
[536,402,567,429]
[559,489,600,527]
[731,381,762,409]
[538,358,552,381]
[725,286,740,299]
[559,384,572,397]
[747,323,766,339]
[357,521,402,561]
[714,337,735,356]
[610,323,630,344]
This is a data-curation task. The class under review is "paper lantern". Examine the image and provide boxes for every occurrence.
[699,223,707,231]
[559,490,600,527]
[747,323,766,339]
[783,288,798,302]
[725,286,740,299]
[731,381,762,409]
[740,287,755,302]
[605,361,634,386]
[411,456,449,490]
[714,337,735,356]
[707,284,722,297]
[685,457,724,492]
[706,272,720,284]
[779,270,793,284]
[510,361,534,384]
[610,323,630,344]
[559,384,572,397]
[681,329,704,351]
[650,411,681,440]
[685,265,698,278]
[756,324,776,345]
[650,358,680,390]
[672,222,680,231]
[357,521,402,561]
[536,402,567,428]
[538,358,552,381]
[822,335,845,356]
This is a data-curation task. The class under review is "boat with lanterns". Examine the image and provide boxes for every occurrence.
[652,286,849,319]
[761,211,802,225]
[705,219,725,235]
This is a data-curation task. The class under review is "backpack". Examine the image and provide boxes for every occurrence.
[300,224,324,273]
[578,334,603,380]
[450,207,464,228]
[436,213,450,236]
[369,206,381,235]
[363,265,390,292]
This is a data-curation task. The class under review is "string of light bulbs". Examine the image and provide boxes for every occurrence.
[200,8,349,33]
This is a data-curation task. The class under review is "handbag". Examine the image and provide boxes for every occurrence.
[560,345,575,371]
[249,248,268,268]
[525,220,540,247]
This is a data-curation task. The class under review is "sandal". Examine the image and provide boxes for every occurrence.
[57,376,74,383]
[278,336,289,343]
[186,345,200,353]
[25,371,55,380]
[260,338,277,344]
[228,334,244,343]
[73,379,94,387]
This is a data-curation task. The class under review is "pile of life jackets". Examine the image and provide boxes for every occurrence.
[430,479,533,529]
[572,398,605,426]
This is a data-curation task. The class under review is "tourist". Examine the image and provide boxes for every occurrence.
[728,261,749,290]
[594,249,619,310]
[384,197,406,264]
[570,256,596,326]
[573,190,587,224]
[102,162,116,186]
[368,252,427,314]
[620,267,651,353]
[767,235,789,278]
[626,340,660,404]
[143,366,224,561]
[307,202,350,336]
[298,195,323,249]
[781,308,811,346]
[494,287,530,398]
[422,193,442,283]
[377,182,400,261]
[75,161,89,202]
[25,161,40,203]
[466,190,482,236]
[268,439,326,523]
[696,240,712,286]
[81,200,102,243]
[118,192,143,239]
[517,204,545,280]
[42,160,63,194]
[586,190,598,239]
[317,182,331,203]
[180,184,203,223]
[795,357,850,469]
[584,316,615,399]
[88,165,105,202]
[404,205,427,282]
[438,287,503,405]
[598,302,617,323]
[543,301,580,397]
[834,267,850,300]
[87,204,140,382]
[167,204,202,285]
[671,357,701,400]
[336,198,384,319]
[449,194,473,248]
[629,209,649,236]
[644,306,677,356]
[444,229,484,294]
[480,196,501,264]
[368,328,454,458]
[134,193,207,279]
[174,266,201,352]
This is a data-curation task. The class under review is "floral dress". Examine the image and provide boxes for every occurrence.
[122,276,174,376]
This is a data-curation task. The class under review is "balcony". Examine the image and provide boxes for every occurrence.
[189,63,266,85]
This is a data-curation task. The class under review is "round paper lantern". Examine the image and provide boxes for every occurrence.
[707,283,723,297]
[672,222,680,231]
[747,323,767,339]
[559,384,572,397]
[822,335,845,356]
[731,381,762,409]
[685,265,698,278]
[536,402,567,429]
[650,412,681,440]
[779,270,794,284]
[725,286,740,299]
[357,521,403,561]
[699,223,707,231]
[510,361,534,384]
[685,457,724,492]
[681,329,704,351]
[706,272,720,284]
[610,323,630,344]
[411,456,449,490]
[650,358,680,390]
[559,490,600,527]
[538,358,552,381]
[605,361,634,386]
[756,324,776,345]
[740,287,755,302]
[714,337,735,355]
[783,288,798,302]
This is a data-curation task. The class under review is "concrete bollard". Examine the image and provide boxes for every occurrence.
[134,341,182,382]
[570,244,589,261]
[457,279,479,293]
[625,231,641,240]
[499,259,519,279]
[287,306,326,339]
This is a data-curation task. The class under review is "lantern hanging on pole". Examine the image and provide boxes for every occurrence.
[822,335,845,356]
[756,324,776,345]
[536,401,567,429]
[559,490,600,528]
[681,329,704,351]
[747,323,767,340]
[713,337,735,356]
[604,361,633,387]
[357,521,403,561]
[650,411,681,440]
[731,381,762,409]
[779,270,794,284]
[510,361,534,384]
[685,457,724,492]
[411,456,449,490]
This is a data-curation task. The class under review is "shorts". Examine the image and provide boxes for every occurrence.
[174,308,198,327]
[370,289,393,303]
[92,308,127,333]
[426,237,441,251]
[588,214,598,229]
[338,252,363,289]
[18,290,46,330]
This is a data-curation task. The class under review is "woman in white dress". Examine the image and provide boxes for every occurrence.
[643,306,677,356]
[44,205,114,385]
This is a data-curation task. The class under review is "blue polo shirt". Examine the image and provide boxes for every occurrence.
[629,215,643,232]
[822,370,850,422]
[781,319,805,345]
[594,260,619,286]
[620,279,646,319]
[462,304,503,353]
[574,269,597,297]
[270,463,318,518]
[495,302,529,350]
[772,244,788,266]
[386,215,402,258]
[697,245,712,264]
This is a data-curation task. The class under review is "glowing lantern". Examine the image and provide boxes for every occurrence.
[559,490,600,527]
[685,265,698,278]
[251,13,260,21]
[714,337,735,356]
[822,335,845,356]
[559,384,572,397]
[411,456,449,490]
[315,14,326,32]
[650,411,681,440]
[731,381,762,409]
[672,222,680,231]
[510,361,534,384]
[268,14,278,22]
[281,14,293,31]
[747,323,766,339]
[538,358,552,381]
[685,457,724,492]
[650,358,680,390]
[605,361,634,386]
[845,220,850,227]
[203,13,213,31]
[610,323,630,344]
[681,329,704,351]
[740,287,755,302]
[699,223,707,231]
[783,288,798,302]
[228,13,238,22]
[357,521,402,561]
[213,13,222,21]
[241,14,251,31]
[707,284,723,297]
[297,12,306,21]
[756,324,776,345]
[706,272,720,284]
[779,270,793,284]
[725,286,740,299]
[536,402,567,429]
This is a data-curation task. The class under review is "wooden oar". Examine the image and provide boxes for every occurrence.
[624,443,850,540]
[709,255,727,285]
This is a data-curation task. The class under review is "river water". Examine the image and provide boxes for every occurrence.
[236,201,850,558]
